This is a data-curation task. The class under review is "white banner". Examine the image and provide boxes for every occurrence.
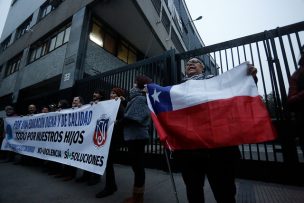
[1,99,121,175]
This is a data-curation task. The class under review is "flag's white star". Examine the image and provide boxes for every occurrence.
[151,89,161,103]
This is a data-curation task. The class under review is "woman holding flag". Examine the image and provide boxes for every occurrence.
[171,58,257,203]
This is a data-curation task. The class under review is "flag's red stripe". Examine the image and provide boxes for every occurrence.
[152,96,276,150]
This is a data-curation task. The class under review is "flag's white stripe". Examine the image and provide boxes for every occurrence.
[146,93,155,113]
[171,62,259,111]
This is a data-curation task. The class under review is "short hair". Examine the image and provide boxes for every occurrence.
[188,57,204,66]
[111,87,125,97]
[5,105,14,111]
[58,99,69,109]
[93,89,104,96]
[135,75,152,89]
[74,96,84,105]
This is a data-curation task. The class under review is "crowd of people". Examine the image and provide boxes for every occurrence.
[0,45,303,203]
[0,75,153,203]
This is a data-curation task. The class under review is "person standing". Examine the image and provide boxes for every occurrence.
[48,99,70,176]
[96,87,126,198]
[60,96,84,181]
[0,105,18,162]
[174,57,257,203]
[76,91,103,185]
[123,75,152,203]
[287,45,304,157]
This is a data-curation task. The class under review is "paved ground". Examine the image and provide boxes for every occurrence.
[1,161,304,203]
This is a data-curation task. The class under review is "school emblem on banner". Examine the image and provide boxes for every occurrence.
[93,117,109,147]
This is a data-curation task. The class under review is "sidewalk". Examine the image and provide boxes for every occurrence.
[0,161,304,203]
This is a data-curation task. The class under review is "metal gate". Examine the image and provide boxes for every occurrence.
[175,21,304,184]
[75,21,304,184]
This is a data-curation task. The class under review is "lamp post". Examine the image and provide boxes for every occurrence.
[192,16,203,22]
[187,16,203,50]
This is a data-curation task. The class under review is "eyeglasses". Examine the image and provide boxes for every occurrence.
[186,59,202,66]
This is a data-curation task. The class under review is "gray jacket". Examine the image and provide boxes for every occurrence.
[123,88,151,141]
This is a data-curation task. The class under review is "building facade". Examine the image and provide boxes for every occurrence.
[0,0,206,115]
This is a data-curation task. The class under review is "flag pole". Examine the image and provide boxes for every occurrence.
[164,147,180,203]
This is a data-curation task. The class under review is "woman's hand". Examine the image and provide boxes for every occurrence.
[247,63,258,84]
[247,64,257,77]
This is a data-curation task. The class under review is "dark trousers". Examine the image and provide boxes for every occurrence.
[64,165,77,177]
[175,147,240,203]
[127,140,147,187]
[104,142,117,189]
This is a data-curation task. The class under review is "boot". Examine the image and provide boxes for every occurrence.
[95,185,117,198]
[123,186,144,203]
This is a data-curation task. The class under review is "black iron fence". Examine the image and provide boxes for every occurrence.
[176,21,304,166]
[73,50,176,168]
[3,21,303,184]
[73,21,304,184]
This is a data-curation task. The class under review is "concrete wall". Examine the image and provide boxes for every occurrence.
[0,73,18,96]
[20,44,67,88]
[0,45,66,97]
[84,40,125,76]
[59,7,89,89]
[135,0,177,52]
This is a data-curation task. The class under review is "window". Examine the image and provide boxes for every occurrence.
[161,9,170,34]
[39,0,64,20]
[128,49,137,64]
[104,34,116,54]
[63,27,70,43]
[41,43,48,56]
[0,35,12,52]
[49,0,64,8]
[15,16,32,40]
[181,20,188,34]
[28,24,71,64]
[39,3,55,20]
[173,12,183,35]
[89,23,104,46]
[49,37,56,52]
[89,20,140,64]
[151,0,161,15]
[117,42,137,64]
[5,53,22,77]
[117,43,128,63]
[35,47,42,59]
[29,49,36,62]
[55,31,64,48]
[171,29,185,53]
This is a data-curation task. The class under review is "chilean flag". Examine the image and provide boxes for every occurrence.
[146,62,276,150]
